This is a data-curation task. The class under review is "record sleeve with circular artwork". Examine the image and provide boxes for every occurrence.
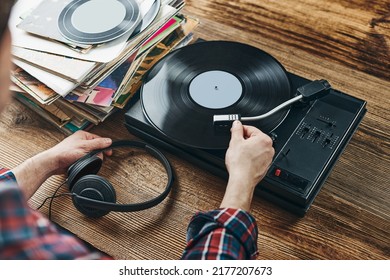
[58,0,140,45]
[141,41,292,149]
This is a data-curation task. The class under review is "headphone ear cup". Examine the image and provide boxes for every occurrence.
[68,156,103,190]
[72,175,116,218]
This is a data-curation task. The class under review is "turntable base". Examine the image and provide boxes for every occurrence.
[125,72,366,216]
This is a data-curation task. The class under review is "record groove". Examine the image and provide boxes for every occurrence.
[141,41,292,149]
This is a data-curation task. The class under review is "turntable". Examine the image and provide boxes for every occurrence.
[124,41,367,216]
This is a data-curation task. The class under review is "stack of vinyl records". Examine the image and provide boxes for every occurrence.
[9,0,198,134]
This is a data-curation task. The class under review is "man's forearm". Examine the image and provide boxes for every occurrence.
[12,151,57,199]
[220,176,256,212]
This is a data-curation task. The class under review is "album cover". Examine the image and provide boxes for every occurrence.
[91,14,185,108]
[114,15,199,108]
[13,58,79,97]
[16,0,92,49]
[65,88,113,108]
[12,46,98,82]
[11,67,59,104]
[19,91,71,122]
[54,98,102,125]
[15,91,94,135]
[72,102,117,122]
[14,92,70,127]
[11,0,146,63]
[57,0,141,45]
[129,0,161,39]
[9,0,188,136]
[139,16,181,54]
[81,2,179,87]
[109,17,181,107]
[65,51,139,107]
[113,53,148,108]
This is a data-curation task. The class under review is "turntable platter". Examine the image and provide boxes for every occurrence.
[141,41,292,149]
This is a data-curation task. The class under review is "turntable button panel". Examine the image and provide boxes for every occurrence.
[267,98,358,200]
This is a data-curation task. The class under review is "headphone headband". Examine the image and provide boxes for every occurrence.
[68,140,174,216]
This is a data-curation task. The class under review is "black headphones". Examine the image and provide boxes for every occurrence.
[67,140,174,218]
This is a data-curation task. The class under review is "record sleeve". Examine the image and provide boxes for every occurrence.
[129,0,161,40]
[58,0,141,45]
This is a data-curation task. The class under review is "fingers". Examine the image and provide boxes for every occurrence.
[242,125,274,149]
[74,130,104,141]
[243,125,263,139]
[96,150,113,158]
[95,152,104,161]
[242,125,265,138]
[230,121,274,145]
[82,137,112,151]
[230,120,244,142]
[73,131,112,151]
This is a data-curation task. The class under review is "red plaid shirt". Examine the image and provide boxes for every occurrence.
[0,168,258,260]
[182,208,258,259]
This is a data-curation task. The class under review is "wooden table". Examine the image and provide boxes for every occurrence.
[0,0,389,259]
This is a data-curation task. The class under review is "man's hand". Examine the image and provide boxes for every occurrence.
[221,121,275,212]
[12,131,112,199]
[45,131,112,175]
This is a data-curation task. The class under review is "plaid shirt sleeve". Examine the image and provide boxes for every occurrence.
[0,168,112,260]
[181,208,258,260]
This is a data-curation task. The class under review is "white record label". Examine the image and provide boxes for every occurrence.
[189,70,243,109]
[71,0,127,34]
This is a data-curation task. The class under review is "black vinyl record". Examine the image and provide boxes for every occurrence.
[58,0,140,45]
[141,41,292,149]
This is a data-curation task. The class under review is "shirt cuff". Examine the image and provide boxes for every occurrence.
[0,169,17,185]
[186,208,258,259]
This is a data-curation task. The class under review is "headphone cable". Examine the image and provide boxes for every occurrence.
[36,180,73,220]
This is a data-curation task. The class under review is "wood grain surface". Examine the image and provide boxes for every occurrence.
[0,0,389,259]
